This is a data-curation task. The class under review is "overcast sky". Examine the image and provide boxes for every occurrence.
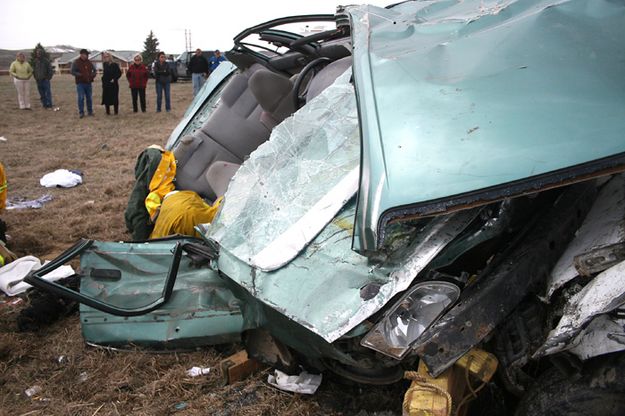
[0,1,390,53]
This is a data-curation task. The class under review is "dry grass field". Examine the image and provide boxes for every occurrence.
[0,74,403,415]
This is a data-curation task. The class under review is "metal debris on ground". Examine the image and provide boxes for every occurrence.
[6,194,53,210]
[24,385,42,398]
[186,366,211,377]
[174,402,188,411]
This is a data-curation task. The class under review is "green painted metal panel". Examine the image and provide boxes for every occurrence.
[79,240,242,348]
[213,201,478,342]
[349,0,625,253]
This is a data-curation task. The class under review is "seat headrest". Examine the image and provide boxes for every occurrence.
[249,69,293,113]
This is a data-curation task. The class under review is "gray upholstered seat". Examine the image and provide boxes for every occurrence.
[305,56,352,102]
[248,69,295,129]
[173,58,353,202]
[173,64,270,201]
[205,161,241,197]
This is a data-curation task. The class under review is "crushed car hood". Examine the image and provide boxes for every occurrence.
[206,70,478,342]
[205,0,625,342]
[348,0,625,253]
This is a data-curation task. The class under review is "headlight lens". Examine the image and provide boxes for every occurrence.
[360,281,460,359]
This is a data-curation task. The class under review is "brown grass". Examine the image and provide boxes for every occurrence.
[0,75,404,415]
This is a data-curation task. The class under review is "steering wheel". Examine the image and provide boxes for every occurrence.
[292,57,332,109]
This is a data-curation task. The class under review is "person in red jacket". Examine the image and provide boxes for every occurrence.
[126,54,149,113]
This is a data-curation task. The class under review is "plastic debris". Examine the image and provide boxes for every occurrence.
[0,298,23,310]
[78,372,88,383]
[24,385,42,397]
[40,169,83,188]
[267,369,322,395]
[0,136,7,142]
[174,402,188,411]
[6,194,53,210]
[186,366,211,377]
[0,256,75,296]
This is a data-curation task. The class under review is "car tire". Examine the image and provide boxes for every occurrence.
[515,353,625,416]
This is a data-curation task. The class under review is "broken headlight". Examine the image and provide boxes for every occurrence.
[360,281,460,359]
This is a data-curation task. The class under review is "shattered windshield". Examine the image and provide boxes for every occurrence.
[206,69,359,271]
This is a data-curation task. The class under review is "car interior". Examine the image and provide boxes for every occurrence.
[171,14,354,204]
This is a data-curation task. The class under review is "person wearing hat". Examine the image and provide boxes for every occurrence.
[208,50,226,73]
[71,49,97,118]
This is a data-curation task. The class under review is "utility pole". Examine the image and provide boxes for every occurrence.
[185,29,192,53]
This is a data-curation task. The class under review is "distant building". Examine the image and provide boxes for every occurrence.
[54,50,139,74]
[54,51,88,74]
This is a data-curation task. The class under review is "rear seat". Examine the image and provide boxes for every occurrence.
[173,64,270,201]
[173,57,352,202]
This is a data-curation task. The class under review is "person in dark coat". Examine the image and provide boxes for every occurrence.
[188,48,209,96]
[33,48,55,109]
[101,52,122,115]
[153,52,172,112]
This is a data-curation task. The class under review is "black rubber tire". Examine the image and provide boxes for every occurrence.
[515,353,625,416]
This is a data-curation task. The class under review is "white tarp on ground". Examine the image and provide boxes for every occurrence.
[0,256,74,296]
[40,169,83,188]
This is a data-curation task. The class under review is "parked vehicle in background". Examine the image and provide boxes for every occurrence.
[149,57,178,83]
[27,1,625,414]
[175,50,215,81]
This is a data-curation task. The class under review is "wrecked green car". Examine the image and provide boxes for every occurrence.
[28,0,625,414]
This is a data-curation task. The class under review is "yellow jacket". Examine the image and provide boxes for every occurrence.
[150,191,222,239]
[9,60,33,80]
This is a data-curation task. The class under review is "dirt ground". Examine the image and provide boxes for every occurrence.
[0,74,405,415]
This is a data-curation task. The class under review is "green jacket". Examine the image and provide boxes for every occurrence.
[33,57,54,81]
[124,147,165,240]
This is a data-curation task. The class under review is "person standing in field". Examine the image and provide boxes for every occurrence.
[101,52,122,115]
[33,48,55,110]
[0,162,6,213]
[71,49,96,118]
[208,49,226,73]
[126,54,149,113]
[153,52,172,113]
[188,48,208,96]
[9,52,33,110]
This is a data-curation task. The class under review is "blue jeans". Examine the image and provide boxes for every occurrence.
[36,79,53,108]
[76,83,93,115]
[156,81,171,112]
[192,73,205,96]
